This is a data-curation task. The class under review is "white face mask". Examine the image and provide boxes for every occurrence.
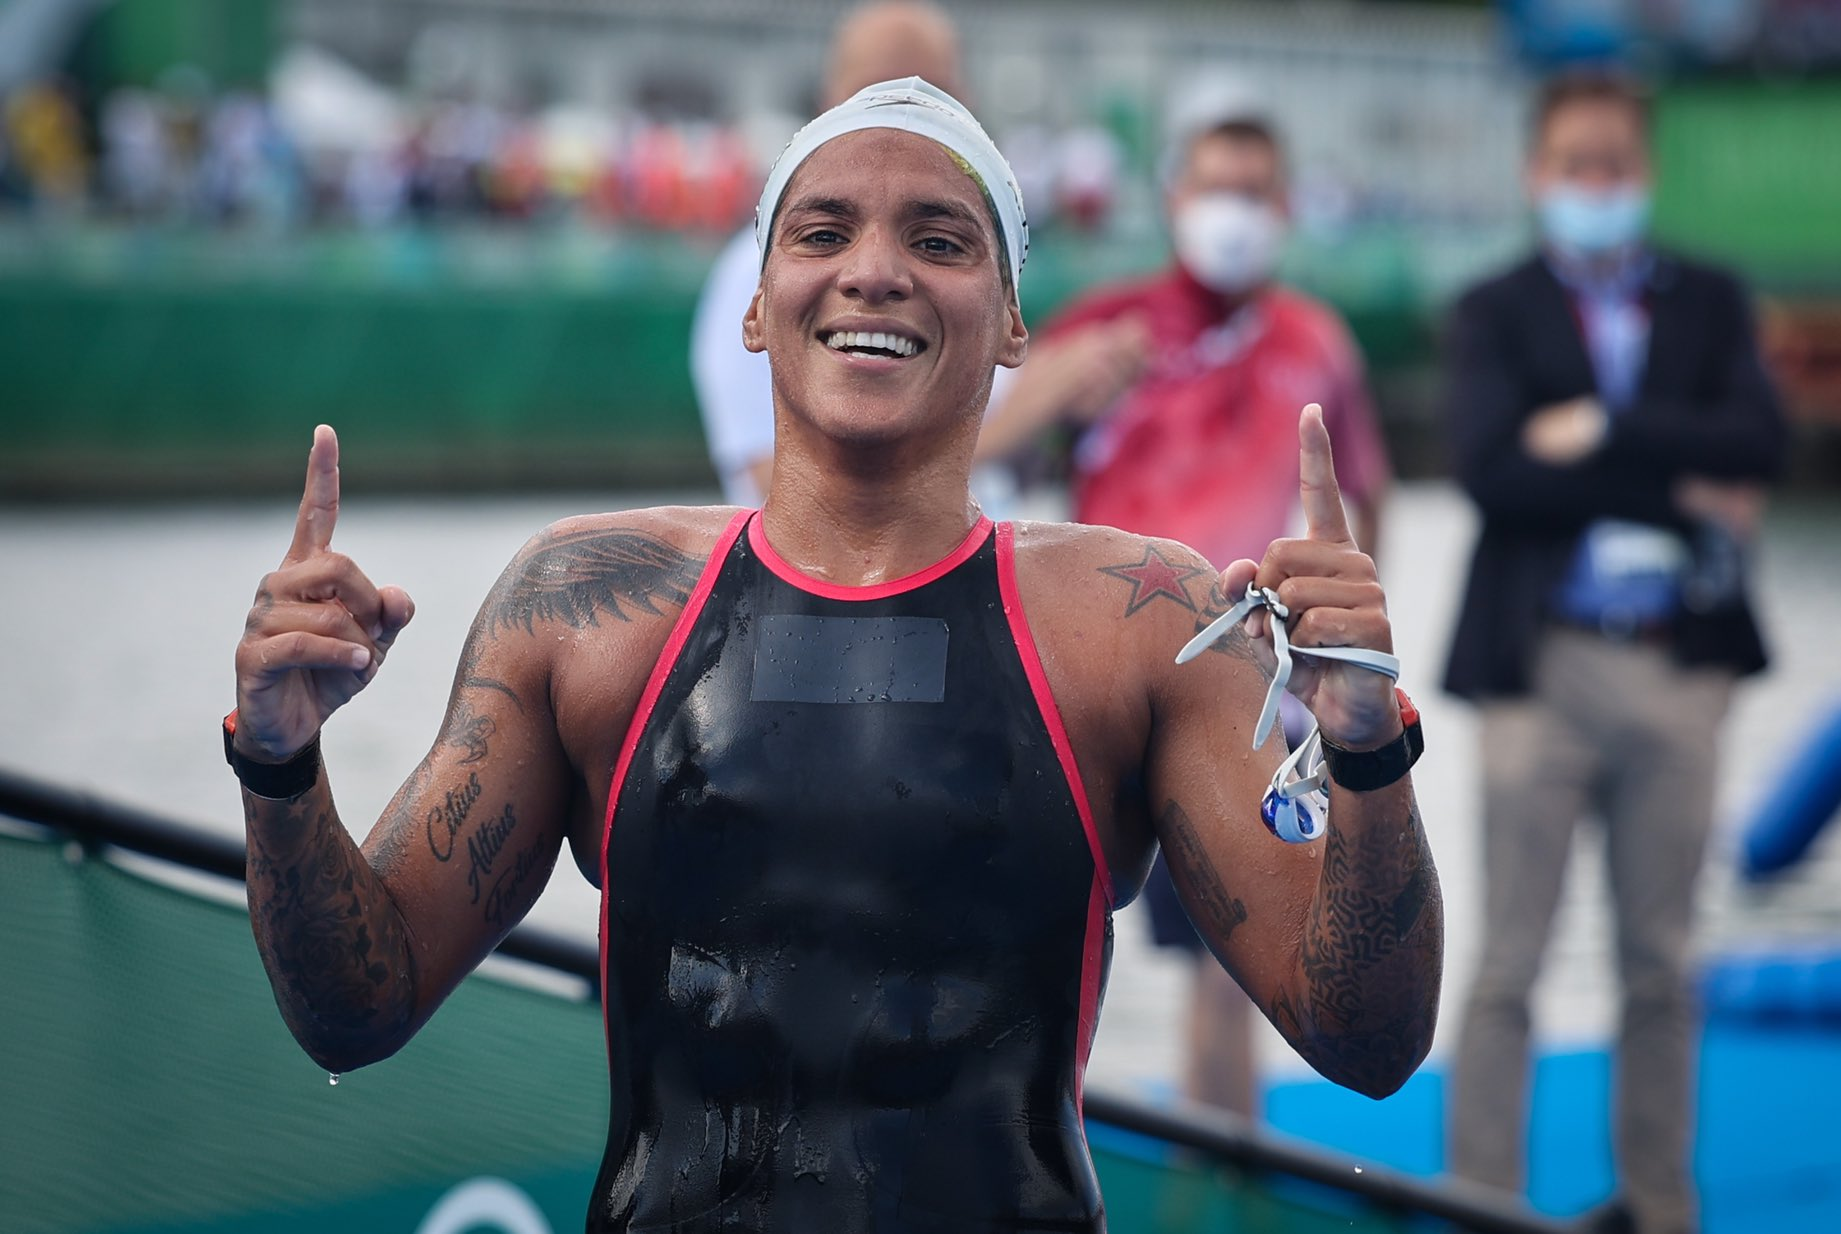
[1172,193,1285,295]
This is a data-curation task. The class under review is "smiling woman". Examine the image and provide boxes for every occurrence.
[231,74,1439,1234]
[741,123,1029,458]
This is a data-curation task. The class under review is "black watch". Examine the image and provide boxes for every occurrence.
[223,709,322,800]
[1319,689,1424,793]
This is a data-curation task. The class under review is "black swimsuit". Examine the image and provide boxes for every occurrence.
[590,511,1114,1233]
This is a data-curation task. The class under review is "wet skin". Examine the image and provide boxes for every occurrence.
[234,129,1442,1216]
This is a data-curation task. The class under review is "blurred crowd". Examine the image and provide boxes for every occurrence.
[0,70,1131,235]
[0,75,756,232]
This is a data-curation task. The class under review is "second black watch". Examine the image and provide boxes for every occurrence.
[1319,689,1424,793]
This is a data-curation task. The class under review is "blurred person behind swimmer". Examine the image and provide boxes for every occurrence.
[692,0,972,506]
[1442,70,1786,1234]
[977,80,1394,1119]
[230,77,1443,1232]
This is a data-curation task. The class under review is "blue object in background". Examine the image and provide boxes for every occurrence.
[1261,1022,1841,1232]
[1738,699,1841,879]
[1704,948,1841,1024]
[1500,0,1636,66]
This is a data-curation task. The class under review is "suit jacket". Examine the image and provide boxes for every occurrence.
[1442,251,1788,700]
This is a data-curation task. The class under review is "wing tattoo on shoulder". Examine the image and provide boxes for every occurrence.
[488,528,703,635]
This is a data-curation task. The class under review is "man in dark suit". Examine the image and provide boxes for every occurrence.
[1443,72,1785,1234]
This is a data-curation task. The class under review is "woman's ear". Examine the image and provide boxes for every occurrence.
[741,284,767,354]
[996,297,1029,369]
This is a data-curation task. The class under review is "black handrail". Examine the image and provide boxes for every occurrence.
[1080,1091,1574,1233]
[0,766,602,986]
[0,764,1570,1234]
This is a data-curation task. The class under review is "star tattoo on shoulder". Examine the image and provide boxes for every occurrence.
[1099,544,1205,617]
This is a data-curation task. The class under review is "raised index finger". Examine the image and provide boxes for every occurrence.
[284,424,340,565]
[1297,403,1351,544]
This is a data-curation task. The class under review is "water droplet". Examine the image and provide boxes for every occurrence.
[328,1072,341,1087]
[1353,1165,1363,1174]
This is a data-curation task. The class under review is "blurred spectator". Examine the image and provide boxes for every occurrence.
[685,124,754,233]
[198,90,303,227]
[627,119,691,229]
[100,88,170,217]
[156,65,211,216]
[485,115,545,220]
[1442,71,1787,1234]
[4,80,88,212]
[342,144,406,228]
[689,0,966,505]
[1052,121,1123,232]
[977,81,1392,1117]
[430,98,507,216]
[1002,122,1058,233]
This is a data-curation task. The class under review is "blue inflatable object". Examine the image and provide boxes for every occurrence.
[1703,947,1841,1024]
[1738,699,1841,879]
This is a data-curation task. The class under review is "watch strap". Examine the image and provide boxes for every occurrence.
[1320,688,1424,793]
[223,709,322,800]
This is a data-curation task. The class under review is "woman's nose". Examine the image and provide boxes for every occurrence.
[836,227,912,302]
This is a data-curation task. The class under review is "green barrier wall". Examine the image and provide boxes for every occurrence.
[0,224,1438,497]
[0,230,729,495]
[1653,82,1841,290]
[70,0,278,93]
[0,830,607,1234]
[0,828,1408,1233]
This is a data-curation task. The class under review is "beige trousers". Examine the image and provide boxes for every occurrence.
[1449,628,1734,1234]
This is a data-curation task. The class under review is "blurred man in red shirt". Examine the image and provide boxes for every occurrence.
[979,83,1392,1115]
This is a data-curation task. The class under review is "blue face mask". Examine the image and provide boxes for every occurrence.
[1537,183,1650,258]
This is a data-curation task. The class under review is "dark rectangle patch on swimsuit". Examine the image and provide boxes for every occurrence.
[750,614,948,704]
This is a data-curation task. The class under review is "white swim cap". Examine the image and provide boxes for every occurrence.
[754,76,1028,291]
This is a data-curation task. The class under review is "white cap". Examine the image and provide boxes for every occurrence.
[754,76,1028,291]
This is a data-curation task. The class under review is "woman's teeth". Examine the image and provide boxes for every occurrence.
[825,330,919,358]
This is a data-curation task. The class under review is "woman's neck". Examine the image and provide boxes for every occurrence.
[759,423,984,588]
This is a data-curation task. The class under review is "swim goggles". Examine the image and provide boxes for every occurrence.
[1176,584,1401,843]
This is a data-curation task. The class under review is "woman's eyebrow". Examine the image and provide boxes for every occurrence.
[906,199,985,232]
[780,195,858,221]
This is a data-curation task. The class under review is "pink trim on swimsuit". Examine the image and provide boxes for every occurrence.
[994,521,1116,909]
[1074,876,1108,1112]
[746,509,993,601]
[598,509,751,1039]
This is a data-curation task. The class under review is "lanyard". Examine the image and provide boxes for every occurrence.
[1176,584,1402,843]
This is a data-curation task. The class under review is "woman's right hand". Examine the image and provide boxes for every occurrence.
[233,425,415,761]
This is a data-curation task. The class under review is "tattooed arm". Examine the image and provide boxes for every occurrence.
[1115,411,1443,1099]
[354,518,707,982]
[1124,564,1442,1099]
[236,430,705,1071]
[1148,744,1442,1097]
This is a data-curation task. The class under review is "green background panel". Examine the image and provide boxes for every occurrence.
[70,0,279,93]
[0,833,606,1234]
[0,224,1446,496]
[1652,82,1841,289]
